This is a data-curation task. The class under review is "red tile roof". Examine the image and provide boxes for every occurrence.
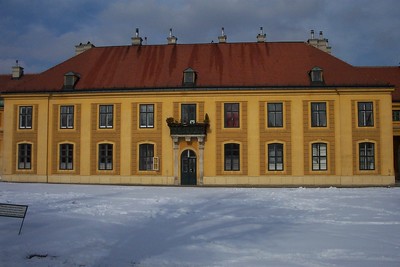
[1,42,399,98]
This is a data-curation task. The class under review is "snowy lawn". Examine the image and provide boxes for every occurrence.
[0,183,399,267]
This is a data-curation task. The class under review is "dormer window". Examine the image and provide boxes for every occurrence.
[310,67,324,84]
[64,72,80,90]
[183,68,196,86]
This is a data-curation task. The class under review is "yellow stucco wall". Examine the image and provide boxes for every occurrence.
[1,87,395,186]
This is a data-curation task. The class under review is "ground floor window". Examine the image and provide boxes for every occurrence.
[139,144,154,170]
[312,143,327,171]
[99,143,113,170]
[268,143,283,171]
[60,143,73,170]
[359,142,375,170]
[224,143,240,171]
[18,143,31,169]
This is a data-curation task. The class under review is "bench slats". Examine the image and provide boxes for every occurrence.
[0,203,29,235]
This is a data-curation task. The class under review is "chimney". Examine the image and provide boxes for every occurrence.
[256,27,266,42]
[218,27,227,43]
[75,41,95,55]
[307,30,331,54]
[131,28,143,46]
[12,60,24,79]
[167,28,178,45]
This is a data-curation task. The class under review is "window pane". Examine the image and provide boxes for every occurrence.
[181,104,196,124]
[225,103,239,128]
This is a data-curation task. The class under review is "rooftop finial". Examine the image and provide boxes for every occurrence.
[218,27,227,43]
[257,26,266,42]
[311,29,315,39]
[167,28,177,44]
[131,27,143,46]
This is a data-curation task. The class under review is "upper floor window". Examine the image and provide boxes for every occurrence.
[181,104,196,124]
[359,142,375,170]
[268,143,284,171]
[224,143,240,171]
[59,143,73,170]
[18,143,31,169]
[311,102,327,127]
[312,143,327,171]
[98,143,113,170]
[267,103,283,128]
[310,67,323,83]
[139,144,154,171]
[393,110,400,121]
[183,68,196,86]
[99,105,113,129]
[358,102,374,127]
[224,103,240,128]
[19,106,32,129]
[60,106,74,129]
[140,104,154,128]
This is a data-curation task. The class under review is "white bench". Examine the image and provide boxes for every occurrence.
[0,203,28,235]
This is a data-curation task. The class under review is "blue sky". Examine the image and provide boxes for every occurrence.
[0,0,399,74]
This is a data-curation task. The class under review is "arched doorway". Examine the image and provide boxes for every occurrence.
[181,149,197,185]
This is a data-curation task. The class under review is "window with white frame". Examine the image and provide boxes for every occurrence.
[140,104,154,128]
[311,102,327,127]
[19,106,32,129]
[59,143,73,170]
[139,144,154,171]
[358,102,374,127]
[60,106,74,129]
[99,105,113,128]
[224,143,240,171]
[98,143,113,170]
[312,143,327,171]
[18,143,31,169]
[359,142,375,170]
[268,143,284,171]
[267,103,283,128]
[224,103,240,128]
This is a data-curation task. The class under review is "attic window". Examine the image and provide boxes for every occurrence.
[310,67,324,84]
[64,72,80,90]
[183,68,196,86]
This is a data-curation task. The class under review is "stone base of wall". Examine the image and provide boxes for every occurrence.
[203,175,395,187]
[1,175,395,187]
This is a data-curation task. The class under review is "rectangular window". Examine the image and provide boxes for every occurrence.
[393,110,400,121]
[224,143,240,171]
[268,143,284,171]
[312,143,327,171]
[358,102,374,127]
[311,102,327,127]
[59,144,73,170]
[98,144,113,170]
[99,105,113,128]
[224,103,240,128]
[139,104,154,128]
[181,104,196,124]
[267,103,283,127]
[18,143,31,169]
[359,142,375,170]
[19,106,32,129]
[139,144,154,171]
[60,106,74,129]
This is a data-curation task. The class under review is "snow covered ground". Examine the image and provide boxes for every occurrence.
[0,183,399,267]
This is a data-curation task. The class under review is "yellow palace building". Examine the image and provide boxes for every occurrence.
[1,29,399,186]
